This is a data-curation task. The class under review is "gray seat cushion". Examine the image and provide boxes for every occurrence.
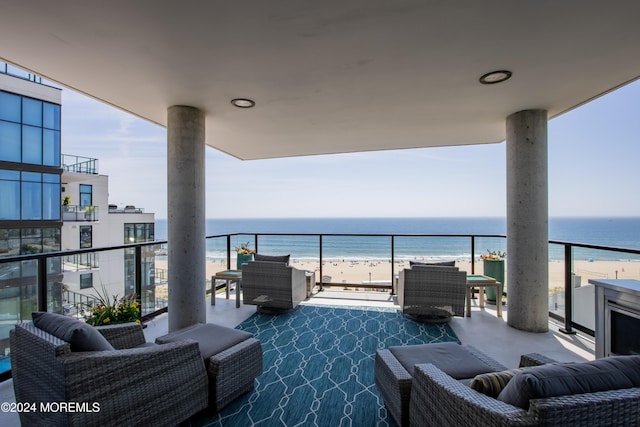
[156,323,253,366]
[389,342,496,379]
[498,355,640,410]
[254,253,290,265]
[410,260,456,267]
[32,311,115,352]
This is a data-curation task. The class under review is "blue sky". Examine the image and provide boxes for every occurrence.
[60,80,640,219]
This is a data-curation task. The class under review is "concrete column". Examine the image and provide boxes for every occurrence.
[167,106,206,332]
[506,109,549,332]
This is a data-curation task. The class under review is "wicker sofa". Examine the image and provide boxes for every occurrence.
[375,343,549,426]
[242,260,307,312]
[409,355,640,426]
[10,320,208,427]
[397,264,467,320]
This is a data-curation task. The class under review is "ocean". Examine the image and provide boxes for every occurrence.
[153,217,640,262]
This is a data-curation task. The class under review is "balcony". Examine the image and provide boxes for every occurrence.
[61,154,99,175]
[1,233,638,426]
[61,205,99,222]
[108,204,145,214]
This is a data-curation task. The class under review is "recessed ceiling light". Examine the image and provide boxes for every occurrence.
[231,98,256,108]
[479,70,512,85]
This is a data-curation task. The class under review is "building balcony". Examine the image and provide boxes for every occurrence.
[61,205,99,222]
[108,204,145,214]
[61,154,99,175]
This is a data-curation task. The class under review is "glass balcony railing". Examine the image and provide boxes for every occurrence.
[0,232,638,379]
[61,154,99,174]
[0,61,43,84]
[62,205,99,222]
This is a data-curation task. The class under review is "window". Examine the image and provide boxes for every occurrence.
[124,223,155,244]
[79,184,92,207]
[80,273,93,290]
[20,228,42,254]
[21,172,42,220]
[0,91,20,122]
[1,169,61,221]
[0,228,20,256]
[0,121,20,162]
[0,90,61,165]
[42,174,61,220]
[0,170,20,220]
[43,103,60,130]
[43,129,60,167]
[22,125,42,165]
[22,98,42,127]
[79,226,92,249]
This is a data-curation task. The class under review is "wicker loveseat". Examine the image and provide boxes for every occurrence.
[242,259,307,312]
[410,355,640,427]
[10,318,208,427]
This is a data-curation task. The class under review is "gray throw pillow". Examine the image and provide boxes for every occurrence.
[497,356,640,410]
[254,253,290,265]
[32,311,115,352]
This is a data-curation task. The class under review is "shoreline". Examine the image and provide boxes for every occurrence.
[154,258,640,292]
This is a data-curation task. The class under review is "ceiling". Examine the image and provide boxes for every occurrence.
[1,1,639,160]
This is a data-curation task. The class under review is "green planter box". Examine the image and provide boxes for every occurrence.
[483,259,504,303]
[236,253,254,269]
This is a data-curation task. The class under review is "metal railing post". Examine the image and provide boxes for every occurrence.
[560,244,576,334]
[38,258,47,312]
[391,235,395,295]
[471,236,476,274]
[226,235,231,270]
[319,235,324,291]
[135,246,142,304]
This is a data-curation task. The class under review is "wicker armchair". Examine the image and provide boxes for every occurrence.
[397,265,467,320]
[242,261,307,312]
[410,356,640,427]
[10,322,208,427]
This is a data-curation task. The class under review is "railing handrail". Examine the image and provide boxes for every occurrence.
[0,240,167,263]
[206,232,508,238]
[549,240,640,255]
[2,233,638,264]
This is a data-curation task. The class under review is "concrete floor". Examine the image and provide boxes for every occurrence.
[0,287,594,426]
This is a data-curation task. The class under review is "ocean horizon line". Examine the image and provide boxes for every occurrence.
[153,215,640,221]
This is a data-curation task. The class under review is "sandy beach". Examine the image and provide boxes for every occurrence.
[155,257,640,296]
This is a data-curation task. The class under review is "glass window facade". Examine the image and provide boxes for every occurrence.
[0,83,62,377]
[0,89,60,167]
[0,170,60,221]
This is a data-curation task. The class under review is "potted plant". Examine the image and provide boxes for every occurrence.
[480,250,505,304]
[83,286,141,326]
[84,205,95,220]
[62,196,72,214]
[235,241,256,269]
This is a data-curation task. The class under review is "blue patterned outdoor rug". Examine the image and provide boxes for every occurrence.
[195,305,459,426]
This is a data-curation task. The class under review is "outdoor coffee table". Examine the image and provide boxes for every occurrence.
[211,269,242,308]
[466,275,502,317]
